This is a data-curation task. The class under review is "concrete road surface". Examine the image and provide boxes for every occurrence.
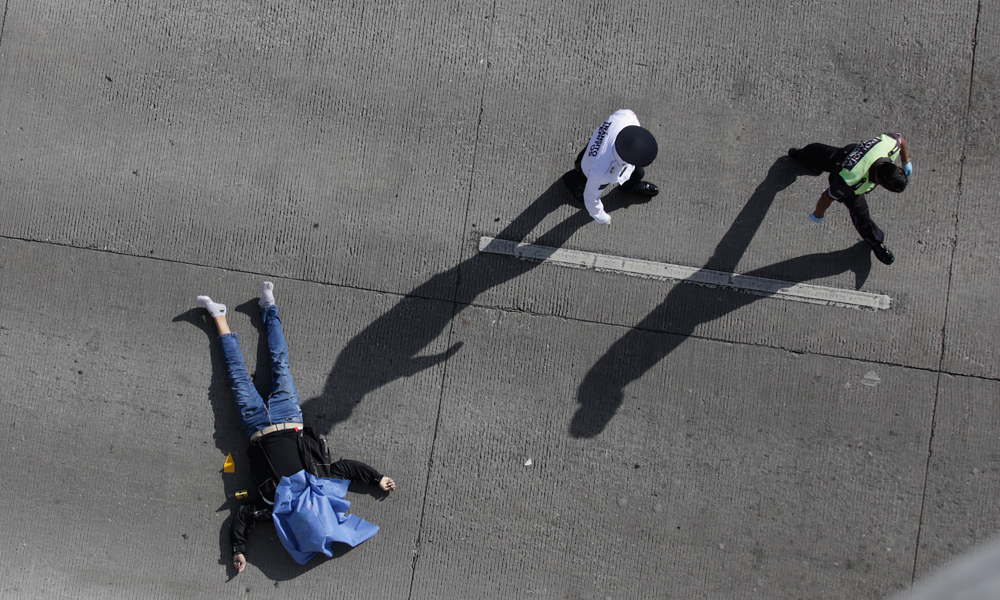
[1,1,998,598]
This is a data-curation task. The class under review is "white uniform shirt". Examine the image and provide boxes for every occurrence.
[580,109,641,224]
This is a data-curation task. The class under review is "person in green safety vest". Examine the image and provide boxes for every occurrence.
[788,133,912,265]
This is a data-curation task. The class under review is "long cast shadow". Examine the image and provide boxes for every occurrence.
[569,156,873,438]
[301,178,654,433]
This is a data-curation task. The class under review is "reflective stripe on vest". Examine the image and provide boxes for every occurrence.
[838,134,901,195]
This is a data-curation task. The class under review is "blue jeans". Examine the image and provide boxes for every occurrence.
[218,304,303,437]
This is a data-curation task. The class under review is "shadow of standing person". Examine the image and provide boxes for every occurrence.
[301,178,656,433]
[569,156,873,438]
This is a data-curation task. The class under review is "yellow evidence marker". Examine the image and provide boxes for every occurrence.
[223,453,235,473]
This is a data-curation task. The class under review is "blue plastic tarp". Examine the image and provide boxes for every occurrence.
[272,470,380,565]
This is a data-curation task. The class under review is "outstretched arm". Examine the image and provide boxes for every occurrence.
[330,459,396,491]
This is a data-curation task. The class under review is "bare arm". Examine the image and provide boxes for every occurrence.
[813,190,835,219]
[898,136,910,164]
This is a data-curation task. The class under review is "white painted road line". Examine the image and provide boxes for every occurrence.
[478,237,892,311]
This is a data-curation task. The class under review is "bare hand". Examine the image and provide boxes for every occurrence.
[379,476,396,492]
[233,553,246,573]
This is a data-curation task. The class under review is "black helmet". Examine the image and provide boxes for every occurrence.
[614,126,658,167]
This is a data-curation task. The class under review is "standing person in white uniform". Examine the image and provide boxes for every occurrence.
[563,109,660,225]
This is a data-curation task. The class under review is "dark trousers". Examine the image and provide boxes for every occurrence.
[564,149,645,197]
[793,143,885,247]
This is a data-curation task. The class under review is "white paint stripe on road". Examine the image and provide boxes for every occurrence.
[478,237,892,310]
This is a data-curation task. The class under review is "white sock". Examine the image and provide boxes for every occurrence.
[196,295,227,317]
[259,281,276,308]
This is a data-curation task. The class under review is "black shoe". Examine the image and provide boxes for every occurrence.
[871,242,895,265]
[632,181,659,197]
[788,148,821,175]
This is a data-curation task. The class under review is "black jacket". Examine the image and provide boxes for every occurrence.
[230,427,383,556]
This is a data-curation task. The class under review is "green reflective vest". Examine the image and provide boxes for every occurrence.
[838,134,901,195]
